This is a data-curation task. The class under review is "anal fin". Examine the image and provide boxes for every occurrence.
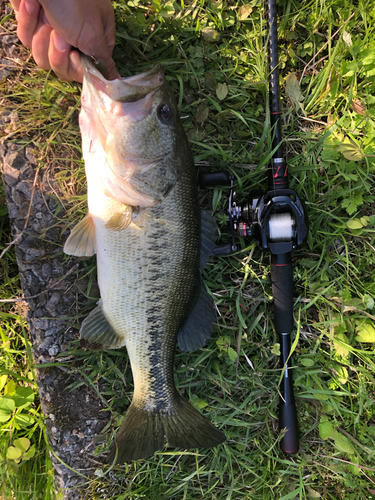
[80,302,125,350]
[64,214,96,257]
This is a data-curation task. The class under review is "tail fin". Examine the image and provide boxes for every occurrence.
[107,395,225,463]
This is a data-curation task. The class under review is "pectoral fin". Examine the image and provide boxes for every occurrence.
[80,301,126,350]
[64,214,96,257]
[105,206,133,231]
[177,281,216,352]
[200,211,218,271]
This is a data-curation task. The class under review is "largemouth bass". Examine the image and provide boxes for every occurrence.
[64,56,225,463]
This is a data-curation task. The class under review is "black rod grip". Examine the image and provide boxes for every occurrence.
[279,332,299,453]
[271,253,293,334]
[271,253,299,453]
[279,386,299,453]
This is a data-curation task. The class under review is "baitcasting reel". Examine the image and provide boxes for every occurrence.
[199,171,308,256]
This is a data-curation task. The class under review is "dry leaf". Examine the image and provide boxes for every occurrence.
[351,98,366,115]
[285,73,304,111]
[343,29,353,47]
[238,4,252,21]
[306,486,321,498]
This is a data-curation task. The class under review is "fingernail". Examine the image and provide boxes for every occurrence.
[70,51,81,71]
[25,0,38,15]
[54,32,69,52]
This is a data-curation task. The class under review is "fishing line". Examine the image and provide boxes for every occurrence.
[88,20,117,61]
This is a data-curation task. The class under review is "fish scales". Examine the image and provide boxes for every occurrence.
[90,169,200,408]
[64,56,225,462]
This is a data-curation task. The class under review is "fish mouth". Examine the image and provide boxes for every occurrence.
[80,55,176,207]
[81,55,165,103]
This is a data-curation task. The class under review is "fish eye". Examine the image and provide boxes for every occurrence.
[157,103,173,122]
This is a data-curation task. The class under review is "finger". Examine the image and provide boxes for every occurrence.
[31,21,53,70]
[100,57,120,81]
[84,42,120,81]
[98,19,120,80]
[10,0,21,12]
[104,15,117,54]
[77,24,120,81]
[48,30,72,80]
[78,47,120,81]
[49,31,83,82]
[79,37,120,81]
[101,7,119,80]
[69,50,84,83]
[16,0,41,48]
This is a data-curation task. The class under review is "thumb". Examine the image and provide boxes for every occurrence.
[76,24,120,80]
[82,46,120,81]
[100,56,120,81]
[81,26,120,80]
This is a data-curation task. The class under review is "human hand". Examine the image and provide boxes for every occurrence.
[10,0,120,82]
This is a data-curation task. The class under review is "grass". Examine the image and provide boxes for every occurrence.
[1,0,375,498]
[0,207,55,496]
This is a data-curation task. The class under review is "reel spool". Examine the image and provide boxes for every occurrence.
[268,212,294,242]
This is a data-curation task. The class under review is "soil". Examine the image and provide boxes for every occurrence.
[1,4,110,498]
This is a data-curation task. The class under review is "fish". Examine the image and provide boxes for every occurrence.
[64,55,225,463]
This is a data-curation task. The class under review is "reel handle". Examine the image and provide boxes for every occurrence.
[198,172,231,187]
[213,242,233,255]
[198,172,237,254]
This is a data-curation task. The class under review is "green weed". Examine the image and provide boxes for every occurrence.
[0,311,54,497]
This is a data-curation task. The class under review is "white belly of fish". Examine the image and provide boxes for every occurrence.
[89,181,148,382]
[88,183,147,337]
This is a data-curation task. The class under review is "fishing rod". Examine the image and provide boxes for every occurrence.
[199,0,307,453]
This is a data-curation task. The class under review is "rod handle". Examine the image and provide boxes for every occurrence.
[271,254,293,333]
[271,253,299,453]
